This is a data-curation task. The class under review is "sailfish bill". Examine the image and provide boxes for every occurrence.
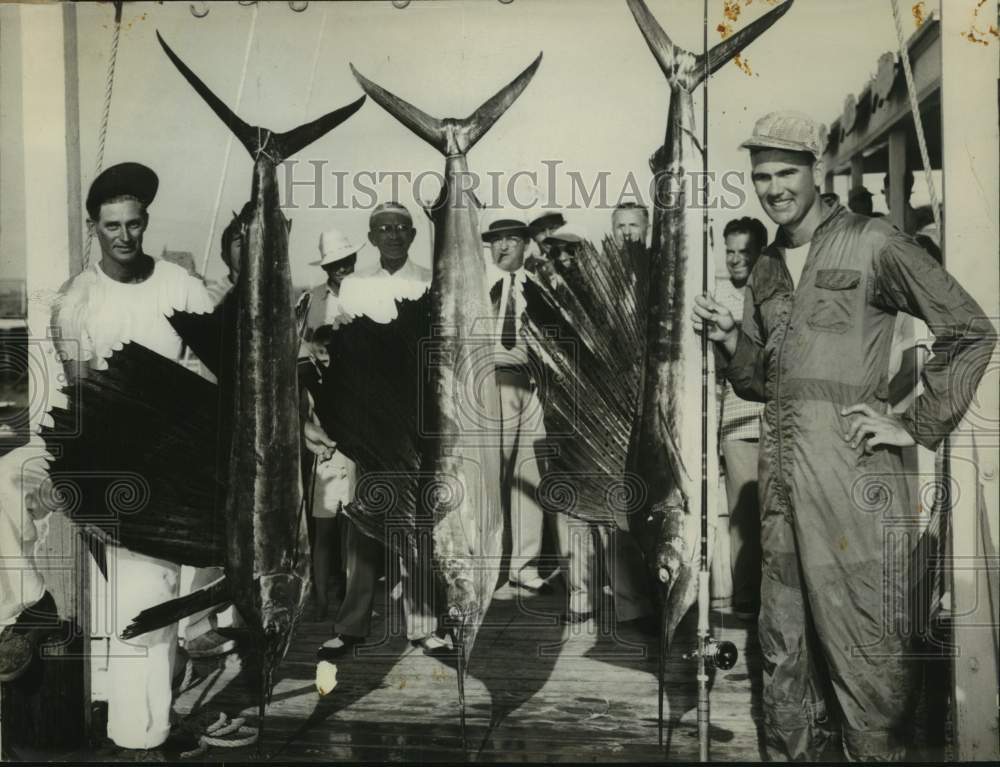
[623,0,795,731]
[349,54,540,734]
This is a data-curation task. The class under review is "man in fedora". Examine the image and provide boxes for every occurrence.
[692,110,995,761]
[525,211,566,273]
[484,217,594,620]
[53,161,216,755]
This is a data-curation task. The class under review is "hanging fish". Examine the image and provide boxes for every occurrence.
[342,54,541,733]
[42,32,366,744]
[154,30,366,729]
[623,0,794,741]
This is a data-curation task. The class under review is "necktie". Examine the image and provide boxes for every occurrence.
[501,273,516,350]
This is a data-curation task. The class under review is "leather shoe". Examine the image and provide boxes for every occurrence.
[510,577,553,595]
[0,591,60,682]
[560,610,593,625]
[316,634,363,661]
[411,633,456,658]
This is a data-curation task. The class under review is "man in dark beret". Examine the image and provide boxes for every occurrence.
[57,161,217,755]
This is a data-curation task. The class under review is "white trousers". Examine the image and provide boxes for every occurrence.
[0,443,50,626]
[105,545,180,750]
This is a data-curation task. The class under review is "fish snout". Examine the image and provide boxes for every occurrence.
[258,573,305,654]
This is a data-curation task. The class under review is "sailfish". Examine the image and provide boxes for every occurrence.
[41,32,366,742]
[334,55,541,731]
[623,0,794,733]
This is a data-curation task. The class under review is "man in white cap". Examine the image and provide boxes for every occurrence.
[340,202,431,322]
[692,111,995,761]
[313,204,447,657]
[353,202,430,281]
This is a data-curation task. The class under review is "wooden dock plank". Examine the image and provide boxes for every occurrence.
[166,583,770,762]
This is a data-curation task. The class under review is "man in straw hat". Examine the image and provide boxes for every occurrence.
[297,227,359,351]
[524,210,567,272]
[692,110,996,761]
[297,228,358,622]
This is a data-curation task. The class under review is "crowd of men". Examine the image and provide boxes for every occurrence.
[0,109,993,761]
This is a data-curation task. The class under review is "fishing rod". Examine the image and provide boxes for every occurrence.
[687,0,738,762]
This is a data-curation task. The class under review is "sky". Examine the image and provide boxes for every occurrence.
[72,0,934,287]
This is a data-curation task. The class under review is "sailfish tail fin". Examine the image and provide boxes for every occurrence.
[350,53,542,157]
[626,0,794,90]
[698,0,794,81]
[156,32,365,162]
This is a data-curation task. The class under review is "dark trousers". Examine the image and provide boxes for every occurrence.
[722,438,761,609]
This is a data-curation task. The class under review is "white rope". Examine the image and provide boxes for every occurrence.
[889,0,941,230]
[198,2,260,278]
[302,3,328,115]
[178,711,259,759]
[82,6,123,268]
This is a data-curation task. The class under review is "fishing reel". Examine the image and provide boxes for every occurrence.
[683,637,738,671]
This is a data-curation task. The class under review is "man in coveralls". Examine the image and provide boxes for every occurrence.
[692,111,996,761]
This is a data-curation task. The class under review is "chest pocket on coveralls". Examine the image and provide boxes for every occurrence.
[806,268,861,334]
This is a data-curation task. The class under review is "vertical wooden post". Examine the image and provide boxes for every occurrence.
[887,127,907,231]
[850,155,864,191]
[823,171,834,194]
[20,4,74,322]
[941,1,1000,761]
[7,3,89,750]
[62,3,83,279]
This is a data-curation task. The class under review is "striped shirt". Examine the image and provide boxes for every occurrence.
[715,278,763,442]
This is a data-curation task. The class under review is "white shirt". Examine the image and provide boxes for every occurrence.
[205,274,235,308]
[338,258,431,324]
[352,258,432,283]
[55,259,215,367]
[492,267,530,364]
[784,242,810,289]
[297,282,353,358]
